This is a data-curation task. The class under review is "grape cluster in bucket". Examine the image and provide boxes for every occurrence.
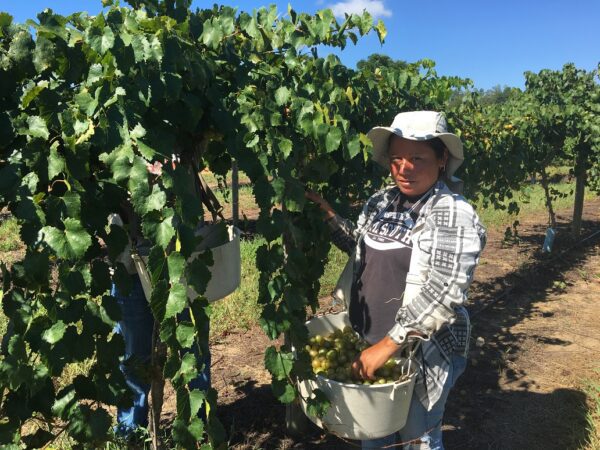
[306,326,410,385]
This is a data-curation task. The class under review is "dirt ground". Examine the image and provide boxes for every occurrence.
[175,196,600,450]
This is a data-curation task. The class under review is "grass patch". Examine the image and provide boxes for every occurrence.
[318,245,349,300]
[0,217,21,253]
[582,373,600,449]
[209,237,265,336]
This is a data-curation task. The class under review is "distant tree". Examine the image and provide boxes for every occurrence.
[477,85,521,106]
[356,53,409,72]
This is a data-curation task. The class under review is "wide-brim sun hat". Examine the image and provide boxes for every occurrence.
[367,111,464,178]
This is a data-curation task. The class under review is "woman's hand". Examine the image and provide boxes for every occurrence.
[352,336,400,380]
[305,190,336,220]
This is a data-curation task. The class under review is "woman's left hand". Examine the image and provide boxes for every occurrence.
[352,336,400,380]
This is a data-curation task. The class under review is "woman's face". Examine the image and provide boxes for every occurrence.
[388,136,447,197]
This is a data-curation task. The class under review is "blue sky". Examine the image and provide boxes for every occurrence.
[2,0,598,90]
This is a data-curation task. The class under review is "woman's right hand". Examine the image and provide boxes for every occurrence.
[305,190,336,220]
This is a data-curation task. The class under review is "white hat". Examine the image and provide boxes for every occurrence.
[367,111,464,178]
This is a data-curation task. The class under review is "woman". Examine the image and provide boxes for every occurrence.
[307,111,486,449]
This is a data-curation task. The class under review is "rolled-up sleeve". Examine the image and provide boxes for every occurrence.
[388,200,486,344]
[326,193,383,255]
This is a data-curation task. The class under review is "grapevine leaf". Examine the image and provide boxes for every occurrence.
[26,116,49,140]
[325,126,342,153]
[149,280,169,322]
[175,321,195,349]
[144,184,167,213]
[88,26,115,55]
[374,19,387,43]
[52,387,77,419]
[264,346,293,380]
[186,251,212,296]
[306,389,331,419]
[284,178,306,212]
[278,137,293,158]
[271,378,296,403]
[42,321,66,345]
[189,389,206,418]
[173,352,198,386]
[48,146,66,179]
[165,282,187,319]
[142,210,176,250]
[346,135,361,160]
[274,86,291,106]
[167,252,185,282]
[41,218,92,260]
[201,19,223,48]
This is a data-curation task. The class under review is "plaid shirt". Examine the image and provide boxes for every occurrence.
[327,180,486,409]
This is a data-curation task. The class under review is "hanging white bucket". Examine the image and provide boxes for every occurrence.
[133,224,241,303]
[297,311,417,440]
[188,224,241,302]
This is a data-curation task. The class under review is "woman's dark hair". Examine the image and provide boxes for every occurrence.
[387,135,448,160]
[425,137,447,160]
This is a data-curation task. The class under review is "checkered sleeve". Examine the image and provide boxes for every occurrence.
[388,196,486,344]
[326,190,386,255]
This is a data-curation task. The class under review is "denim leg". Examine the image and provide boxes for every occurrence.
[362,432,398,449]
[114,275,213,434]
[398,353,467,450]
[113,275,154,435]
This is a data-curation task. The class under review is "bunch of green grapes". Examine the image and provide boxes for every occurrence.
[305,326,409,385]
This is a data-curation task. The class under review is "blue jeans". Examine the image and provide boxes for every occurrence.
[362,353,467,450]
[113,275,211,436]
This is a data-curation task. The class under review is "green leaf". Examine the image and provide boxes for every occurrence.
[189,389,206,418]
[42,320,66,344]
[20,80,49,109]
[186,252,212,297]
[374,19,387,43]
[144,184,167,213]
[274,86,291,106]
[271,378,296,403]
[284,178,306,212]
[142,210,176,250]
[306,389,331,419]
[325,126,342,153]
[26,116,49,140]
[201,19,223,48]
[175,321,195,349]
[41,218,92,260]
[278,138,293,158]
[149,280,169,322]
[165,283,187,319]
[167,252,185,282]
[173,353,198,386]
[89,26,115,55]
[346,135,361,160]
[74,89,98,116]
[264,346,293,380]
[48,146,66,179]
[137,140,156,160]
[52,388,76,419]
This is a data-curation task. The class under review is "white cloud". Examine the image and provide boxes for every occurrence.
[329,0,392,19]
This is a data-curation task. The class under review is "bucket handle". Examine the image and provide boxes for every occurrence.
[131,253,153,302]
[390,340,420,401]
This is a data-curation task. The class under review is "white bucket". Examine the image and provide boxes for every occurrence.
[188,224,241,302]
[133,224,241,303]
[297,311,417,440]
